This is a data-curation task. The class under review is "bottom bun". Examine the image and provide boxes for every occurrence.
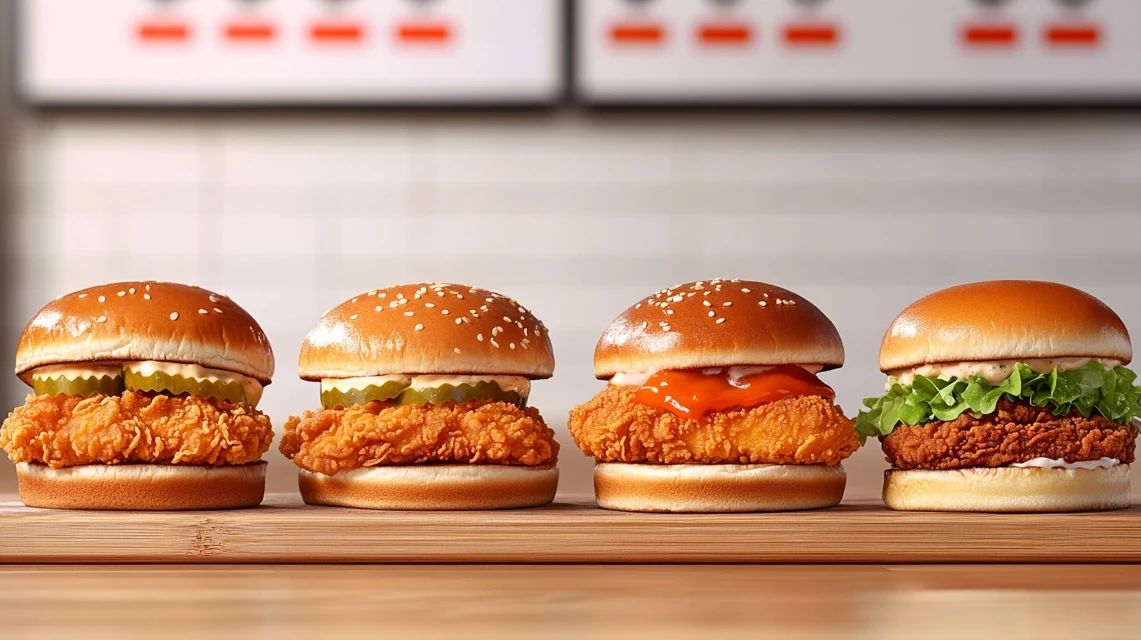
[883,465,1132,512]
[298,465,559,510]
[15,462,266,510]
[593,463,846,513]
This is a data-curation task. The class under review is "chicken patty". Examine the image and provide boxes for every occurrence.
[0,391,273,467]
[567,385,858,465]
[279,400,559,475]
[881,398,1138,470]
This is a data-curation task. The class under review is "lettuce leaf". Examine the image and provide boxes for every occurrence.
[854,362,1141,445]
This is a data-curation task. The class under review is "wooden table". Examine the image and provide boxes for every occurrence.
[1,564,1140,639]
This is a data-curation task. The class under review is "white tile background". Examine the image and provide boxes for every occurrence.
[4,111,1141,501]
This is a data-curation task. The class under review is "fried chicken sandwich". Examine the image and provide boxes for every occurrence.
[857,280,1139,512]
[568,279,858,512]
[1,281,274,510]
[280,283,559,510]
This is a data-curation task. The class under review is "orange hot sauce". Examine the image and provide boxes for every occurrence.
[634,365,834,418]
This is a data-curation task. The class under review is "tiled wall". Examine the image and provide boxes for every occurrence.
[5,110,1141,500]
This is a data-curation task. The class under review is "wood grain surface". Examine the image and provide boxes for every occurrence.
[2,564,1141,639]
[2,493,1139,563]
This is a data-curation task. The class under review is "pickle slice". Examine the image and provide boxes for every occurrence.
[321,380,410,410]
[395,381,527,408]
[33,374,125,399]
[125,370,246,404]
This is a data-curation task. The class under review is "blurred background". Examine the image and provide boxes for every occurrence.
[1,0,1140,501]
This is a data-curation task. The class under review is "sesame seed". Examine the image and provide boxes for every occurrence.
[397,293,405,299]
[666,310,674,315]
[477,333,484,341]
[145,285,151,291]
[390,301,400,308]
[509,343,516,350]
[635,304,641,309]
[214,308,223,314]
[98,296,106,303]
[741,288,751,293]
[199,309,208,315]
[415,324,424,331]
[170,312,179,320]
[454,348,462,354]
[404,311,415,317]
[462,318,471,324]
[759,301,767,307]
[703,300,711,307]
[723,302,732,307]
[491,339,500,348]
[128,288,136,294]
[379,293,387,299]
[425,303,436,308]
[143,294,151,300]
[442,309,450,315]
[96,315,107,323]
[716,318,726,324]
[78,294,88,299]
[375,306,382,312]
[352,298,358,303]
[455,318,462,325]
[708,311,715,317]
[117,291,125,297]
[503,316,512,323]
[349,314,359,320]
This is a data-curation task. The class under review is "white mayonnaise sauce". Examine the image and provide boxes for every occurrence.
[321,374,530,398]
[888,357,1122,388]
[31,364,122,380]
[1010,457,1119,470]
[609,365,824,387]
[125,361,264,407]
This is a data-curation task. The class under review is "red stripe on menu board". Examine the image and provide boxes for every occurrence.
[784,24,838,46]
[611,24,665,44]
[137,23,190,42]
[225,23,276,42]
[398,24,451,43]
[310,23,365,43]
[698,24,752,45]
[962,24,1018,46]
[1046,24,1100,47]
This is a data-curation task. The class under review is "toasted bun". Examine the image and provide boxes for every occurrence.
[299,283,554,380]
[298,465,559,510]
[882,465,1131,512]
[594,280,843,379]
[14,462,266,510]
[15,281,274,385]
[880,280,1131,372]
[593,463,846,512]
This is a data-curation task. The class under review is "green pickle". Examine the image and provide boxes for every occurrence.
[125,369,246,404]
[321,380,410,409]
[397,381,526,408]
[33,374,125,398]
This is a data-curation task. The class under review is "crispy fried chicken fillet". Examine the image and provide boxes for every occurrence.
[567,385,858,465]
[279,400,559,475]
[882,398,1138,470]
[0,391,273,467]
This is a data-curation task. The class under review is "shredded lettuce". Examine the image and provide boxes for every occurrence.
[854,362,1141,445]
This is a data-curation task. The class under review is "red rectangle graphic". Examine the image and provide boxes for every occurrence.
[136,23,190,42]
[610,24,665,45]
[698,24,752,45]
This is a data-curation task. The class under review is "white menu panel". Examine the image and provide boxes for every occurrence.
[20,0,563,105]
[578,0,1141,103]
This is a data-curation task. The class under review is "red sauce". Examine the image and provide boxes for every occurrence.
[633,365,834,418]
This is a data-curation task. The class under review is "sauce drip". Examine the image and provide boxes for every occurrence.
[634,365,834,418]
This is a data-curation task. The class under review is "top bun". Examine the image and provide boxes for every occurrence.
[298,283,554,380]
[594,279,843,379]
[879,280,1131,372]
[16,282,274,384]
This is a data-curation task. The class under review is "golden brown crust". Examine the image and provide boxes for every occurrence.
[279,401,559,475]
[15,462,266,510]
[567,386,858,465]
[299,283,554,380]
[881,399,1138,470]
[594,280,844,378]
[0,391,273,467]
[16,281,274,384]
[880,280,1131,372]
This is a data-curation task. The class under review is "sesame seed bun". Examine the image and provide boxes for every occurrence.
[593,280,843,378]
[13,462,266,510]
[879,281,1132,372]
[882,465,1131,512]
[15,281,274,385]
[297,465,559,510]
[298,283,554,380]
[593,463,846,512]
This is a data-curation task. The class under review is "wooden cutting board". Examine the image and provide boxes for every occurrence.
[1,493,1138,563]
